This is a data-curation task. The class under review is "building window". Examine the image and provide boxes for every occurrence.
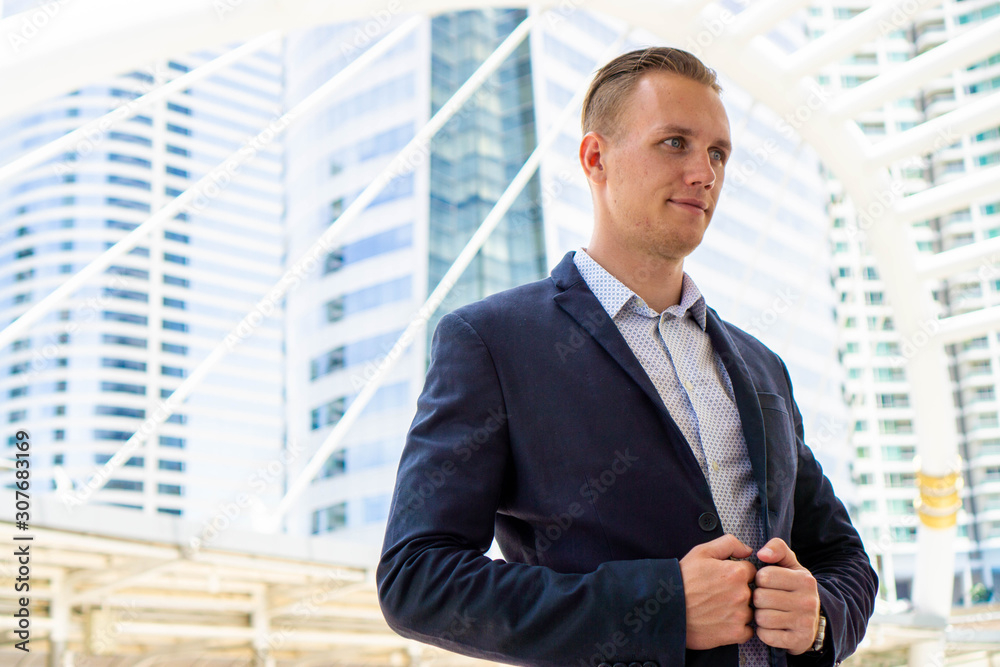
[163,320,188,332]
[107,266,149,280]
[94,430,132,441]
[101,358,147,372]
[106,480,143,491]
[874,367,906,382]
[320,450,347,479]
[103,311,148,326]
[96,406,146,419]
[159,436,185,448]
[162,342,188,355]
[103,334,147,348]
[158,483,183,496]
[161,365,186,378]
[95,454,144,467]
[311,347,345,380]
[101,382,146,395]
[885,472,916,488]
[311,501,348,534]
[326,297,345,323]
[159,460,185,472]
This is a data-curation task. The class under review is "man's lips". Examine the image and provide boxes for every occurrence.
[668,198,709,213]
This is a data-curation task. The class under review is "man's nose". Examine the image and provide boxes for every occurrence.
[685,153,717,189]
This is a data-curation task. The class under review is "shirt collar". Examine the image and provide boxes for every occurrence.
[573,248,708,330]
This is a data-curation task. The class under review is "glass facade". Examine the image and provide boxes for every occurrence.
[427,9,547,341]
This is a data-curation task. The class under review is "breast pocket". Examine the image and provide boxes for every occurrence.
[757,392,797,534]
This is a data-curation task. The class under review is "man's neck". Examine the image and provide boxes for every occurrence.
[582,244,685,313]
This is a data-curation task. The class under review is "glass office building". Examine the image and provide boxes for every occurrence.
[2,6,846,549]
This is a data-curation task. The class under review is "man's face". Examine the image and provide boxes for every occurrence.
[589,71,731,263]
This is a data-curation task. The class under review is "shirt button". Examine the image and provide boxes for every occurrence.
[711,461,720,472]
[683,380,694,392]
[698,512,719,531]
[740,655,747,666]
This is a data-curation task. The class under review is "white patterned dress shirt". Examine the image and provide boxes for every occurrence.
[574,248,769,667]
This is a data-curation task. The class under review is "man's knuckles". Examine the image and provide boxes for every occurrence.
[755,565,815,589]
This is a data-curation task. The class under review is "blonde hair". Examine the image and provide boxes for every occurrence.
[582,47,722,139]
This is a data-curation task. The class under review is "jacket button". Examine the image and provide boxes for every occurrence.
[643,662,659,667]
[597,663,611,667]
[628,663,642,667]
[613,663,626,667]
[698,512,718,531]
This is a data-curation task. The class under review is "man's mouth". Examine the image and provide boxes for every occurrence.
[668,198,709,214]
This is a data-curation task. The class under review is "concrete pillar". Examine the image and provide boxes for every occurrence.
[48,569,69,667]
[252,588,275,667]
[908,638,946,667]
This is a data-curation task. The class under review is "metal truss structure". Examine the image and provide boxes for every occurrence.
[3,0,1000,663]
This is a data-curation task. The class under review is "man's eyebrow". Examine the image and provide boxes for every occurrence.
[653,123,732,152]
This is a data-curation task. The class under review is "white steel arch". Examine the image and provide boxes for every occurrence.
[5,0,1000,633]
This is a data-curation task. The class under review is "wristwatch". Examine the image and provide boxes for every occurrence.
[810,611,827,653]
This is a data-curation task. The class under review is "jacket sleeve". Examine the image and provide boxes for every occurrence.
[780,362,878,666]
[377,312,687,667]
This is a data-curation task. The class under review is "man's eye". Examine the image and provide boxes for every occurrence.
[710,150,725,161]
[666,137,684,148]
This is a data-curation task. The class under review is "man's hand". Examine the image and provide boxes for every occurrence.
[753,538,821,655]
[679,534,757,650]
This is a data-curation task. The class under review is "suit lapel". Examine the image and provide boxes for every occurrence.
[704,307,770,528]
[550,253,675,426]
[549,253,712,487]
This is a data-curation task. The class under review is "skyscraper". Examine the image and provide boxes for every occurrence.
[810,0,1000,604]
[0,24,288,525]
[2,5,847,556]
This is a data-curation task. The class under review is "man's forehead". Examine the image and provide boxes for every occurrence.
[631,73,729,133]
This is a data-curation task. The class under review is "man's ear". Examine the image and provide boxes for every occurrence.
[580,132,607,185]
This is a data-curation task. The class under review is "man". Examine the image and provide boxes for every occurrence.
[377,47,876,667]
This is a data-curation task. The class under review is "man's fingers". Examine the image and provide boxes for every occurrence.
[755,564,813,593]
[755,627,798,651]
[697,533,753,561]
[756,537,800,569]
[753,608,796,629]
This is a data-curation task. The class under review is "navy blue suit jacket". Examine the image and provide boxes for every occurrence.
[378,252,876,666]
